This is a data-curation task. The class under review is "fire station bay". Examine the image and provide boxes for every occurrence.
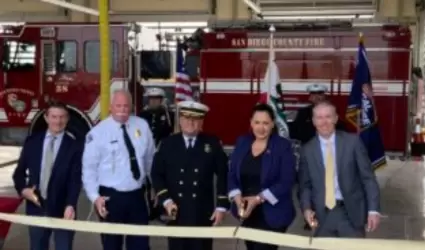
[1,0,425,250]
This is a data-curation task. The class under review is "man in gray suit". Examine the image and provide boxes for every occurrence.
[298,100,381,237]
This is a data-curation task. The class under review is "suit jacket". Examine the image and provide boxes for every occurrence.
[298,130,380,228]
[228,133,296,229]
[290,105,346,145]
[12,131,83,217]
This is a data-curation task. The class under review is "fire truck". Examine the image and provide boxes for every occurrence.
[0,23,130,144]
[196,22,412,154]
[0,22,413,155]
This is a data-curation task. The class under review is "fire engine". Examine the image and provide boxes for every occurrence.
[0,23,129,144]
[195,22,412,154]
[0,22,414,156]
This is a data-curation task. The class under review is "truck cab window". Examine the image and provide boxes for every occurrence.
[57,41,77,72]
[84,41,118,73]
[2,41,36,71]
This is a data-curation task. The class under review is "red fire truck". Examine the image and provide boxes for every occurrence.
[197,22,412,154]
[0,23,129,144]
[0,22,413,155]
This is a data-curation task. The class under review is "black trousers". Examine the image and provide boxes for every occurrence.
[168,235,212,250]
[98,186,150,250]
[167,212,212,250]
[242,208,287,250]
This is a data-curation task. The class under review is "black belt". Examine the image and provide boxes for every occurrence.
[98,186,144,196]
[325,200,344,212]
[336,200,344,207]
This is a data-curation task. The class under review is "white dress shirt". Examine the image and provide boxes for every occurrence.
[82,116,155,203]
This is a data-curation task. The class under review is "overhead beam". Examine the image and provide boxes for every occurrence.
[39,0,100,16]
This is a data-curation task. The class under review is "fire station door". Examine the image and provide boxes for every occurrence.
[1,38,41,116]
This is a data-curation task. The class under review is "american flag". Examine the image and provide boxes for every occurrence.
[174,42,193,102]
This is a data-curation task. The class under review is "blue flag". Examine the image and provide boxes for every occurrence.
[345,36,387,171]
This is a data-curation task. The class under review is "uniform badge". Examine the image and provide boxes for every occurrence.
[161,115,165,121]
[204,144,211,153]
[135,129,141,138]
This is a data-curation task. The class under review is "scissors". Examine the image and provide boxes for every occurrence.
[233,201,247,236]
[160,208,178,222]
[309,219,318,245]
[233,201,247,250]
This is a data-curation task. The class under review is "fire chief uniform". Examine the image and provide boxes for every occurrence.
[82,116,155,250]
[151,102,229,250]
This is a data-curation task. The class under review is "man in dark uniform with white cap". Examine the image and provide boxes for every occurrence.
[139,87,174,147]
[151,100,229,250]
[290,84,345,144]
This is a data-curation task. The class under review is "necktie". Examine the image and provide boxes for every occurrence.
[40,136,56,199]
[325,141,336,209]
[121,124,141,180]
[187,138,193,149]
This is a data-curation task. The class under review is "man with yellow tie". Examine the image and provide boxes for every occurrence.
[298,100,381,238]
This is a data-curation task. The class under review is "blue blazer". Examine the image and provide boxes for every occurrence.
[228,133,296,229]
[12,131,83,217]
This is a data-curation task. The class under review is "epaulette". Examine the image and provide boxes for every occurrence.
[65,131,76,140]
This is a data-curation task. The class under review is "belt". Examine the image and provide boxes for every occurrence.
[98,186,144,196]
[336,200,344,207]
[325,200,344,212]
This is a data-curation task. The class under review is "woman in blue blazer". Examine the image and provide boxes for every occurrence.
[228,103,296,250]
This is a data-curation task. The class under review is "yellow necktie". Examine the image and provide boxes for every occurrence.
[325,142,336,209]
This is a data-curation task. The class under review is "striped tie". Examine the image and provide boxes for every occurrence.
[325,141,336,209]
[40,136,56,199]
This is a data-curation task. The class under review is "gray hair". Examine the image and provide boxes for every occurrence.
[111,89,133,106]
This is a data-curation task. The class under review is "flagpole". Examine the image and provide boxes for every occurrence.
[356,32,363,134]
[267,25,276,103]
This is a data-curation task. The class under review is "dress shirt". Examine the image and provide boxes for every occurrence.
[82,116,155,203]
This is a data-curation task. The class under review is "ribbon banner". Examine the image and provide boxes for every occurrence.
[0,213,424,250]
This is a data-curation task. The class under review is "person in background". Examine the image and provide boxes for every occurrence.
[82,90,155,250]
[228,103,297,250]
[151,100,229,250]
[139,87,174,147]
[298,100,380,238]
[139,87,175,221]
[290,84,345,145]
[12,102,82,250]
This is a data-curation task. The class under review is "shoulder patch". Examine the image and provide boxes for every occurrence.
[85,134,93,144]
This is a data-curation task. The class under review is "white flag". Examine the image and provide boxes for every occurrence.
[261,60,289,138]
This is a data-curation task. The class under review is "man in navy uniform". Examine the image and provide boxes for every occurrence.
[151,100,229,250]
[82,89,155,250]
[291,84,345,145]
[12,102,82,250]
[139,87,174,147]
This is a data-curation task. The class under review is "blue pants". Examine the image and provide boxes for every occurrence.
[29,227,74,250]
[99,186,150,250]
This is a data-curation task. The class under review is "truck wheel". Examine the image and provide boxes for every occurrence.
[28,105,92,141]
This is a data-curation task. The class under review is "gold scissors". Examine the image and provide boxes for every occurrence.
[233,204,246,236]
[309,219,318,245]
